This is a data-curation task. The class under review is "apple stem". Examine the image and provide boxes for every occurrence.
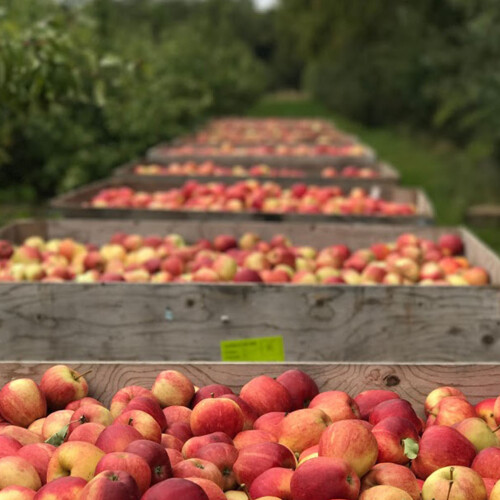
[74,369,92,381]
[446,467,454,500]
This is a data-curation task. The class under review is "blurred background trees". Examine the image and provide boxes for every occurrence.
[2,0,500,204]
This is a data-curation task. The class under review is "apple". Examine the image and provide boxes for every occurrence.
[0,485,36,499]
[78,470,140,500]
[278,408,331,454]
[426,396,476,427]
[290,456,360,500]
[40,365,89,411]
[191,385,234,408]
[182,433,234,459]
[110,386,156,419]
[161,434,183,452]
[0,456,41,491]
[67,405,112,435]
[41,410,74,441]
[185,477,226,500]
[141,478,209,500]
[359,485,413,499]
[249,467,293,500]
[425,386,466,415]
[163,406,192,426]
[17,443,55,485]
[191,398,244,439]
[253,412,286,440]
[173,459,224,489]
[233,442,296,488]
[165,422,192,443]
[438,234,464,255]
[125,439,173,485]
[218,395,258,431]
[475,398,497,429]
[125,397,166,431]
[354,390,400,420]
[361,463,420,500]
[94,424,142,453]
[298,444,319,465]
[318,420,378,478]
[166,449,183,467]
[46,441,105,482]
[0,436,22,458]
[66,397,103,412]
[472,446,500,480]
[369,399,422,432]
[0,379,47,427]
[151,371,195,408]
[68,422,105,445]
[233,429,277,450]
[372,416,419,465]
[454,417,500,451]
[95,452,151,495]
[27,419,45,437]
[240,376,292,416]
[0,427,42,446]
[32,476,87,499]
[422,465,486,500]
[309,391,360,422]
[195,443,238,490]
[411,426,476,480]
[114,410,162,442]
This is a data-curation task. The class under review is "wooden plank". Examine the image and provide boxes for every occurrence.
[1,362,500,410]
[466,205,500,228]
[0,282,498,362]
[50,177,433,225]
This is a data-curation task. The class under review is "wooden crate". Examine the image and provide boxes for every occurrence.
[50,177,433,226]
[466,204,500,228]
[112,159,401,188]
[0,219,499,362]
[1,362,500,410]
[146,144,378,168]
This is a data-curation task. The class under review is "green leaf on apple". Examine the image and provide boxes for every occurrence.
[402,437,419,460]
[45,424,69,446]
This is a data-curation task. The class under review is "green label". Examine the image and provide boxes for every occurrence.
[220,336,285,362]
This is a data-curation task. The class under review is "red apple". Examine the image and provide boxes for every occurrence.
[141,478,209,500]
[33,476,87,499]
[369,399,422,432]
[68,422,105,445]
[0,436,22,458]
[110,386,156,419]
[472,446,500,480]
[290,456,360,500]
[354,390,400,420]
[372,416,419,465]
[182,433,233,459]
[318,420,378,478]
[125,439,173,485]
[191,398,244,439]
[361,463,420,500]
[218,395,258,431]
[95,451,151,495]
[152,371,195,408]
[309,391,360,422]
[173,459,223,489]
[253,412,286,440]
[79,470,140,499]
[40,365,89,411]
[0,456,42,490]
[17,443,55,485]
[191,385,234,408]
[194,443,238,490]
[114,410,162,443]
[0,379,47,427]
[95,424,143,453]
[125,397,167,431]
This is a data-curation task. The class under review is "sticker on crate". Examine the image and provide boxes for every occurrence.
[220,336,285,362]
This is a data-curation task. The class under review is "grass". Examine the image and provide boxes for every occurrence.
[249,96,500,253]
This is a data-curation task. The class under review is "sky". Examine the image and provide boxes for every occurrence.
[254,0,278,11]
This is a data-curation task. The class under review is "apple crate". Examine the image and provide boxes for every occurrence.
[1,362,500,411]
[0,218,499,362]
[112,159,401,189]
[146,143,378,169]
[50,177,434,226]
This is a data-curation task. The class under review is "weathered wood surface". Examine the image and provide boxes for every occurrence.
[112,159,401,187]
[50,177,434,225]
[0,283,499,361]
[466,205,500,228]
[2,363,500,411]
[0,219,498,362]
[146,145,378,168]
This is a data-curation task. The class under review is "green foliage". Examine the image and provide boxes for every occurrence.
[0,0,266,199]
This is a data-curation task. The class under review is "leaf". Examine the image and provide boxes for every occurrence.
[402,437,419,460]
[45,424,69,446]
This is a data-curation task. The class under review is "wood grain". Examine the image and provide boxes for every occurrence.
[1,363,500,413]
[50,177,434,225]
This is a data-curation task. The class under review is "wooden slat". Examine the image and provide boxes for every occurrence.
[1,362,500,411]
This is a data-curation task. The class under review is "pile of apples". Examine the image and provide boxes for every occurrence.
[180,118,354,146]
[152,144,368,158]
[88,181,413,216]
[134,162,378,179]
[0,231,490,285]
[0,365,500,499]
